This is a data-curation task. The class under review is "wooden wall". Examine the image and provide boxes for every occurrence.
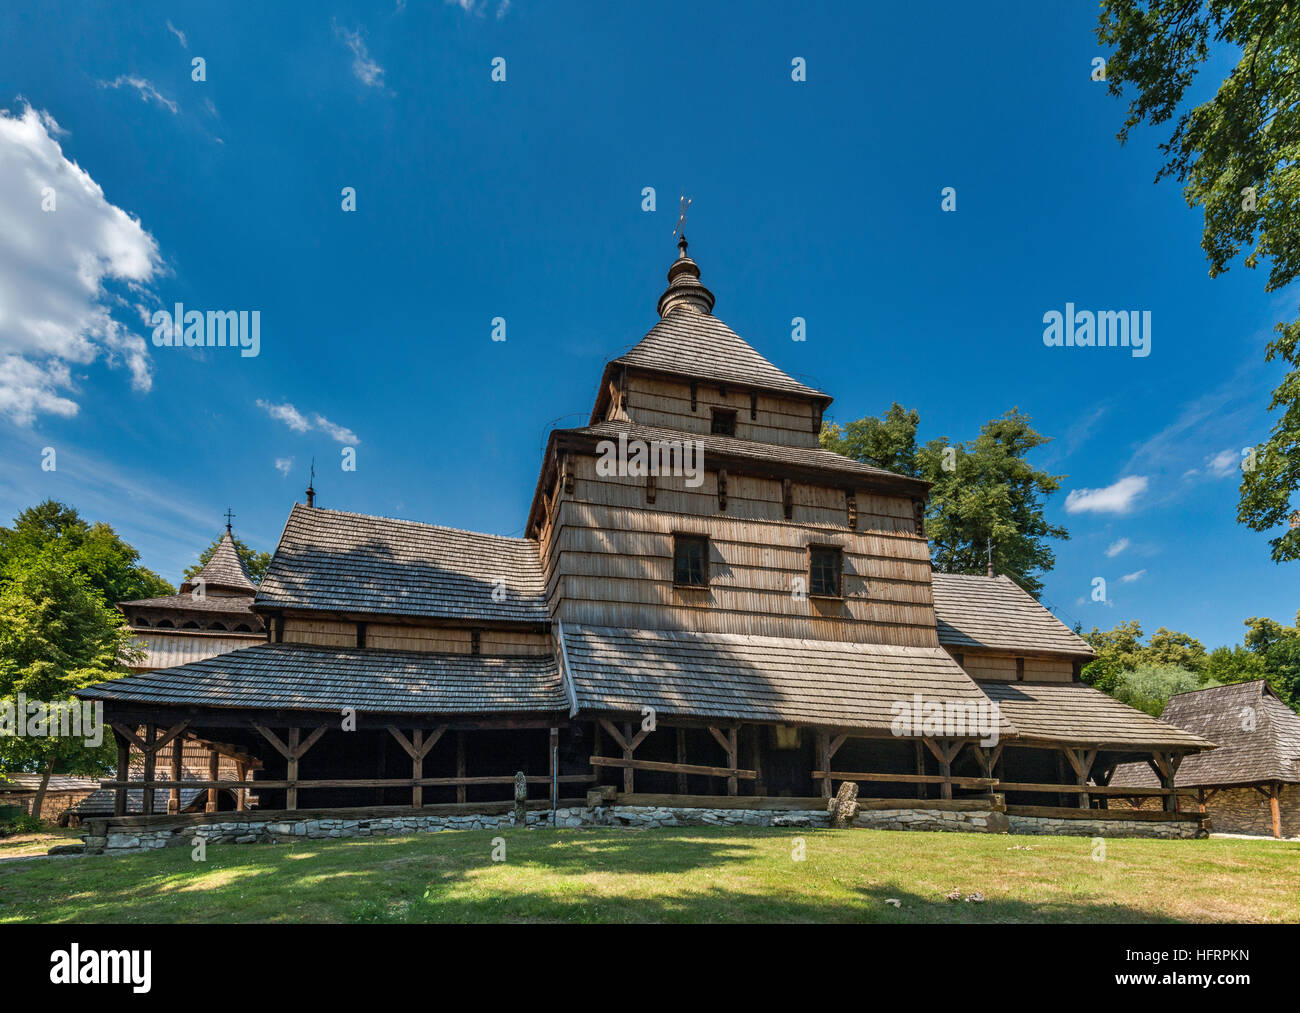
[947,648,1074,683]
[280,616,550,656]
[543,453,938,645]
[610,374,821,449]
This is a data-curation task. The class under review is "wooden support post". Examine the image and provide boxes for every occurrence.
[708,726,740,796]
[1146,751,1178,813]
[206,749,220,812]
[816,731,832,799]
[549,727,560,821]
[1270,782,1282,839]
[412,729,424,809]
[456,732,467,803]
[169,737,183,814]
[751,728,765,796]
[235,760,247,811]
[914,740,927,800]
[676,728,687,794]
[922,738,961,800]
[623,722,634,794]
[1062,747,1097,810]
[286,727,300,811]
[113,728,130,818]
[1093,762,1114,810]
[142,722,157,816]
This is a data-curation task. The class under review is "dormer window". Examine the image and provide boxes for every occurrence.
[710,408,737,437]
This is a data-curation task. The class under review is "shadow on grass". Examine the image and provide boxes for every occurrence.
[0,826,1288,924]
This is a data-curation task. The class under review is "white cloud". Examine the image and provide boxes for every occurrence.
[257,399,360,444]
[1206,448,1239,478]
[1119,569,1146,584]
[0,104,162,424]
[1105,537,1129,558]
[311,413,360,444]
[446,0,512,17]
[274,457,293,476]
[97,76,179,114]
[335,25,385,88]
[166,20,188,49]
[256,399,310,432]
[1064,476,1148,515]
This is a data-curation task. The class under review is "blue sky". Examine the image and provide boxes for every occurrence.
[0,1,1293,649]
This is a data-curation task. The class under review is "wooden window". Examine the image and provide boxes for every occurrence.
[673,535,709,587]
[710,408,737,437]
[809,546,843,598]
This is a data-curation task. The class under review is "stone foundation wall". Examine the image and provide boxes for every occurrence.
[1127,785,1297,838]
[1006,814,1201,839]
[80,802,1201,854]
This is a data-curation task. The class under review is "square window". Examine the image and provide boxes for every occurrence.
[809,546,842,597]
[673,535,709,586]
[710,408,737,437]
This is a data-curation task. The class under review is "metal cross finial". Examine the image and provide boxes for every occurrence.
[224,508,235,534]
[673,191,691,239]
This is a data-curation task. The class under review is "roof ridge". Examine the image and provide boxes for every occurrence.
[289,502,538,546]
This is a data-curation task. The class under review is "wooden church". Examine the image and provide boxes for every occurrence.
[79,236,1212,838]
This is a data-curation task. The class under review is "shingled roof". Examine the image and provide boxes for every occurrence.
[77,643,566,715]
[613,312,827,401]
[1112,681,1299,787]
[977,680,1212,750]
[255,504,548,623]
[119,593,257,615]
[931,573,1094,658]
[554,420,926,489]
[559,624,1006,734]
[180,531,257,595]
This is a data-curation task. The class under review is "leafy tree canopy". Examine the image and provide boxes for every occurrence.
[0,500,172,602]
[823,404,1068,596]
[1097,1,1300,561]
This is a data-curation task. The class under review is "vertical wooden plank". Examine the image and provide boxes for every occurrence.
[141,723,156,816]
[914,740,927,800]
[675,727,687,794]
[1270,782,1282,839]
[206,749,220,812]
[549,727,559,821]
[286,727,300,811]
[169,738,183,814]
[817,731,831,799]
[623,721,634,795]
[113,729,130,818]
[412,728,424,809]
[938,740,953,801]
[726,726,739,796]
[235,760,246,811]
[456,732,467,804]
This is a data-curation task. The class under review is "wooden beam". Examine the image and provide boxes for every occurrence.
[817,731,832,799]
[813,771,996,788]
[253,724,292,760]
[234,760,246,811]
[589,756,757,780]
[286,727,300,811]
[142,723,156,816]
[1270,781,1282,839]
[206,748,220,813]
[623,722,634,794]
[168,736,183,814]
[412,729,424,808]
[110,722,147,753]
[456,732,466,804]
[152,720,192,753]
[113,728,130,818]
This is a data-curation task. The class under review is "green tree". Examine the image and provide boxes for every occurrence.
[1081,619,1148,692]
[820,403,921,477]
[1145,627,1209,673]
[182,533,269,584]
[1114,664,1215,717]
[823,406,1068,596]
[0,500,172,602]
[1242,611,1300,707]
[0,555,141,818]
[1097,2,1300,562]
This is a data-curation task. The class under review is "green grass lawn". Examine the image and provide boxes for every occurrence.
[0,827,1296,923]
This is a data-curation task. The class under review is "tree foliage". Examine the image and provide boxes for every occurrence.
[822,404,1068,596]
[1097,1,1300,561]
